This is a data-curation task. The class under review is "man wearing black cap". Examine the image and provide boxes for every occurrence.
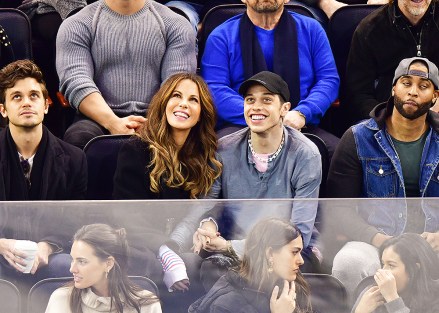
[327,57,439,302]
[191,71,322,274]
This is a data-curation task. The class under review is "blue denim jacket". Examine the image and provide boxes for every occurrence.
[352,101,439,235]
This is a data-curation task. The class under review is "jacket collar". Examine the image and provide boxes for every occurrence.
[367,97,439,133]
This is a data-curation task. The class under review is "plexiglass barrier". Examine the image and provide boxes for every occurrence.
[0,198,437,313]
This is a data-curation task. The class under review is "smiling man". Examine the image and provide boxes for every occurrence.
[328,57,439,302]
[191,71,322,278]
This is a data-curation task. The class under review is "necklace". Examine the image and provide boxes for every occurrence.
[248,132,285,163]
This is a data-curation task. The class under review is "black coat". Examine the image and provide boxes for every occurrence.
[345,1,439,122]
[0,126,87,200]
[112,136,190,253]
[188,271,271,313]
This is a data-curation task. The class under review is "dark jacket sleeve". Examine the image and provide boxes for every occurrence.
[113,138,153,200]
[70,149,87,200]
[112,138,172,253]
[327,128,380,242]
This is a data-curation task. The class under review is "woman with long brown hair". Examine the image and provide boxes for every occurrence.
[45,223,161,313]
[189,218,313,313]
[113,71,221,200]
[112,72,221,304]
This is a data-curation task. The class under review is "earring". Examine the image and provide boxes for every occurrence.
[105,270,109,279]
[268,259,274,273]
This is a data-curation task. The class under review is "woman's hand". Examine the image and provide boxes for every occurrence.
[270,280,296,313]
[374,269,399,303]
[194,228,227,252]
[354,286,385,313]
[192,221,221,254]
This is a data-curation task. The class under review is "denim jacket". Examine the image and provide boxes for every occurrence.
[352,100,439,235]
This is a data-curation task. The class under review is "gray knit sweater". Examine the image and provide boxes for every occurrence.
[56,0,197,116]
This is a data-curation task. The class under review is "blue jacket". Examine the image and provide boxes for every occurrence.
[352,101,439,236]
[201,11,339,129]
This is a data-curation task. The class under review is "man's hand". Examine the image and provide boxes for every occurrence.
[192,221,218,254]
[283,111,306,130]
[354,286,385,313]
[0,238,27,272]
[421,232,439,252]
[171,279,190,292]
[371,233,392,248]
[30,242,54,274]
[270,280,296,313]
[107,115,146,135]
[192,228,226,253]
[374,269,399,303]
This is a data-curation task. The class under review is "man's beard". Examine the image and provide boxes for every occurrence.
[393,94,432,120]
[252,0,281,13]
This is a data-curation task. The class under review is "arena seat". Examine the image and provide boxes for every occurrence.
[83,134,131,200]
[28,276,159,313]
[326,4,382,136]
[0,279,21,313]
[304,273,348,313]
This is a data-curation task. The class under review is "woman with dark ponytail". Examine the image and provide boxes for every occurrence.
[45,224,161,313]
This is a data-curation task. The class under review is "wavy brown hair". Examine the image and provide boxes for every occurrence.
[0,59,49,105]
[69,224,158,313]
[137,72,221,198]
[240,218,313,313]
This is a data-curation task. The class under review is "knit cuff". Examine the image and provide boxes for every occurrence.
[159,245,188,291]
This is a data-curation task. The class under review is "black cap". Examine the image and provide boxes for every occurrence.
[239,71,290,102]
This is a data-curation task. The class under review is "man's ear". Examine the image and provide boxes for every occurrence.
[281,102,291,117]
[44,99,49,114]
[433,90,439,103]
[391,87,395,97]
[0,103,7,118]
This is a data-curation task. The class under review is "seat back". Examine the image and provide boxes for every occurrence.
[303,133,329,198]
[83,134,131,199]
[28,276,159,313]
[0,8,32,62]
[326,4,382,135]
[353,275,375,304]
[303,273,348,313]
[328,4,382,83]
[0,279,21,313]
[198,3,326,65]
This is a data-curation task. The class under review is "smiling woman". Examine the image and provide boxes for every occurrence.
[112,72,222,305]
[45,224,161,313]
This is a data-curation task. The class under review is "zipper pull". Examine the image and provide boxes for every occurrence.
[417,45,421,56]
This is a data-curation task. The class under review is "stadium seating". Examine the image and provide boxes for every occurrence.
[0,279,21,313]
[304,273,348,313]
[84,134,131,200]
[28,276,159,313]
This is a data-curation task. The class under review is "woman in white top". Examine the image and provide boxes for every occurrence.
[45,223,161,313]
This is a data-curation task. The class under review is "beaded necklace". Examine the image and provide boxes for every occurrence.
[248,132,285,163]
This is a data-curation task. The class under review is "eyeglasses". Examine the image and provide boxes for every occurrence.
[20,157,31,189]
